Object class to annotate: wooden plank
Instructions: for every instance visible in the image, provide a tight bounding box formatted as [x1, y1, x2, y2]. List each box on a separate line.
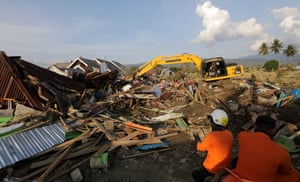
[47, 158, 89, 182]
[182, 86, 197, 102]
[138, 106, 169, 114]
[111, 132, 178, 149]
[150, 113, 184, 122]
[195, 88, 204, 104]
[112, 138, 162, 147]
[124, 121, 153, 133]
[31, 143, 111, 170]
[17, 166, 48, 182]
[35, 129, 92, 158]
[92, 119, 117, 141]
[37, 144, 73, 182]
[109, 131, 144, 151]
[48, 143, 111, 182]
[215, 98, 235, 116]
[122, 147, 174, 159]
[175, 118, 188, 129]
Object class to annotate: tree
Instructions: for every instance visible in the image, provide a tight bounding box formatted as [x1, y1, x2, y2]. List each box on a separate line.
[263, 60, 279, 72]
[259, 43, 269, 56]
[283, 44, 298, 58]
[270, 39, 283, 54]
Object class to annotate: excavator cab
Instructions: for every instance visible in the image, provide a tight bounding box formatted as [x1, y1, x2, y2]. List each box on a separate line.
[203, 57, 227, 78]
[203, 57, 244, 81]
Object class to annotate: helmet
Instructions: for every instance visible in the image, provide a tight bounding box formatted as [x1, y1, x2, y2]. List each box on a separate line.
[208, 109, 229, 127]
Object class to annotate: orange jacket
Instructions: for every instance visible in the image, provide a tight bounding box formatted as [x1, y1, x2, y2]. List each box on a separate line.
[232, 131, 300, 182]
[197, 130, 233, 173]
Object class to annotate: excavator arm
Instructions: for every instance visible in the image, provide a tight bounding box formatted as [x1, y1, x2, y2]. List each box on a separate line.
[134, 53, 203, 78]
[133, 53, 244, 81]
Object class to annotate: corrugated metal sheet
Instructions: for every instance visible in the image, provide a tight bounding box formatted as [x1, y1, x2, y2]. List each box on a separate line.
[0, 123, 65, 169]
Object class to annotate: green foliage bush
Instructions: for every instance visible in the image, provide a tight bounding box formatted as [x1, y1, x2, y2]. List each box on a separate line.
[169, 66, 180, 73]
[263, 60, 279, 72]
[251, 73, 256, 81]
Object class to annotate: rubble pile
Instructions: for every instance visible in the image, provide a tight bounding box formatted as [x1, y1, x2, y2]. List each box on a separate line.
[0, 51, 300, 181]
[1, 76, 299, 181]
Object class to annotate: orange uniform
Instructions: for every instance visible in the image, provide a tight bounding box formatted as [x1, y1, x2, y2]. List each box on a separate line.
[197, 130, 233, 173]
[231, 131, 300, 182]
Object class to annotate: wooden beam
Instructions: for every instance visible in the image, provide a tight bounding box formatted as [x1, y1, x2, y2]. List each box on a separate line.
[16, 166, 47, 182]
[122, 147, 174, 159]
[92, 119, 117, 141]
[124, 121, 153, 133]
[37, 144, 73, 182]
[111, 132, 178, 149]
[109, 131, 143, 151]
[31, 143, 111, 169]
[47, 158, 89, 182]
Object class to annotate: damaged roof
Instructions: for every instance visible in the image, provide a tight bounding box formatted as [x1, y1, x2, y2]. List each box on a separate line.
[95, 58, 127, 74]
[0, 123, 65, 169]
[0, 51, 85, 111]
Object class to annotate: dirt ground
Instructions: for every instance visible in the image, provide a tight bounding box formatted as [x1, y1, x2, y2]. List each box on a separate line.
[48, 70, 300, 182]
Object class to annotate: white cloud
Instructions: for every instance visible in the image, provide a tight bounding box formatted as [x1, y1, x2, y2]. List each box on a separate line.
[272, 7, 300, 42]
[191, 1, 264, 46]
[249, 33, 273, 52]
[272, 7, 299, 19]
[236, 18, 264, 37]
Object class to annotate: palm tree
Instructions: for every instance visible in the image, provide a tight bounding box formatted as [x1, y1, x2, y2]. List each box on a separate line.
[283, 44, 298, 58]
[259, 43, 269, 56]
[270, 39, 283, 54]
[284, 45, 298, 70]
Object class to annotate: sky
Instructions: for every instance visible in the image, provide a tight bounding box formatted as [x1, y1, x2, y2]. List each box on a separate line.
[1, 0, 300, 67]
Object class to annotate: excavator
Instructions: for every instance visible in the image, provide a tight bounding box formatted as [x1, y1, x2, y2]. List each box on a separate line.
[133, 53, 244, 81]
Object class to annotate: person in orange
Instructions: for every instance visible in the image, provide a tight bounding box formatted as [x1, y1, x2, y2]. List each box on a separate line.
[224, 115, 300, 182]
[192, 109, 234, 182]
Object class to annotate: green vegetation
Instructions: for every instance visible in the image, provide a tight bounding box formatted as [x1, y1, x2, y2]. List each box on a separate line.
[169, 66, 181, 73]
[258, 39, 298, 74]
[259, 38, 298, 60]
[259, 43, 269, 56]
[264, 60, 279, 72]
[270, 39, 283, 55]
[283, 44, 298, 58]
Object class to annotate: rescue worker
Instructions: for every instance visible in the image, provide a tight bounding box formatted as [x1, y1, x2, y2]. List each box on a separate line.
[192, 109, 234, 182]
[223, 115, 300, 182]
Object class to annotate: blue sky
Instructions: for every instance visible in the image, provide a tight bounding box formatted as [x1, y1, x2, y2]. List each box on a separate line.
[1, 0, 300, 67]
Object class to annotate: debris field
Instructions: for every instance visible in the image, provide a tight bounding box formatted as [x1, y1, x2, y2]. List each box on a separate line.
[0, 51, 300, 182]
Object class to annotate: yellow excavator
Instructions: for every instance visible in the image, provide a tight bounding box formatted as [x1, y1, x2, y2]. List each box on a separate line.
[133, 53, 244, 81]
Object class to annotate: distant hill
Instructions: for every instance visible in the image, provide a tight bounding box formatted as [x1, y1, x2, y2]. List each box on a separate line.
[125, 54, 300, 68]
[226, 54, 300, 67]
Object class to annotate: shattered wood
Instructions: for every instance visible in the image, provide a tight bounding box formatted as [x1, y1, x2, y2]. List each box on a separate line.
[1, 59, 300, 181]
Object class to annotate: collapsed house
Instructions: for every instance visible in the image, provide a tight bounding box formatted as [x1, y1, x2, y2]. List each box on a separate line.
[0, 51, 124, 172]
[0, 51, 121, 116]
[0, 51, 85, 114]
[48, 56, 127, 78]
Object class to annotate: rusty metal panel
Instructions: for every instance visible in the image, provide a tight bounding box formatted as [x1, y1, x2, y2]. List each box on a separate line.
[0, 51, 85, 111]
[0, 123, 65, 169]
[0, 52, 41, 109]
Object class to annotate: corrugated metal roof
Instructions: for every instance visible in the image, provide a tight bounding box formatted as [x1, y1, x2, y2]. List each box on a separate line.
[0, 123, 65, 169]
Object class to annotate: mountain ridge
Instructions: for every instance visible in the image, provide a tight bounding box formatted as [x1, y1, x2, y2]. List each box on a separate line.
[223, 53, 300, 67]
[125, 54, 300, 68]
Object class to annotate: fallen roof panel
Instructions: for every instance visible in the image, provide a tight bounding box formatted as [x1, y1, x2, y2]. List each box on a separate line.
[0, 123, 65, 169]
